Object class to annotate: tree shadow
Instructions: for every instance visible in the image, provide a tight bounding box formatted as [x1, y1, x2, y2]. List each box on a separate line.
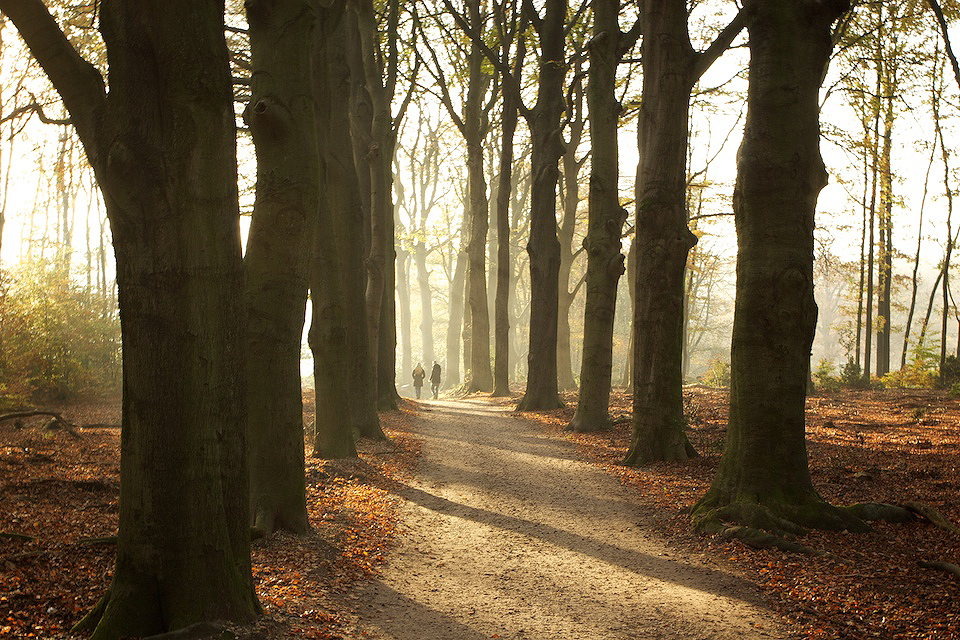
[390, 481, 766, 607]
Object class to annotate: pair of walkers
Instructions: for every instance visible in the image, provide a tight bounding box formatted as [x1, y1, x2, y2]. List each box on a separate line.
[412, 361, 441, 399]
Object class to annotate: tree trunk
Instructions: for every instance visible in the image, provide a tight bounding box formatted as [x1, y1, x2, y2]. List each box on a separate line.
[0, 0, 263, 635]
[567, 0, 626, 432]
[557, 76, 584, 392]
[692, 0, 868, 535]
[415, 240, 435, 367]
[624, 0, 698, 463]
[446, 247, 467, 387]
[310, 0, 365, 458]
[242, 0, 314, 535]
[492, 79, 519, 397]
[516, 0, 566, 412]
[397, 244, 413, 382]
[464, 9, 493, 393]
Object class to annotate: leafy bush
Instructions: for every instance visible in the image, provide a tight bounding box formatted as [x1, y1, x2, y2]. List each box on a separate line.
[881, 341, 939, 390]
[699, 357, 730, 388]
[0, 262, 121, 404]
[839, 359, 869, 389]
[940, 355, 960, 390]
[813, 358, 841, 393]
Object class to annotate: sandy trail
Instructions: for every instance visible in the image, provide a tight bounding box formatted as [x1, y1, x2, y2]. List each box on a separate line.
[349, 397, 784, 639]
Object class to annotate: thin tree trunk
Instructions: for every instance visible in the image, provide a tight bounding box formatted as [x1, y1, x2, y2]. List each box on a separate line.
[493, 77, 519, 397]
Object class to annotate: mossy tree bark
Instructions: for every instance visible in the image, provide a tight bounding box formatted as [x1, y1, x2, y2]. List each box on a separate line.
[567, 0, 632, 433]
[243, 0, 314, 536]
[624, 0, 745, 464]
[692, 0, 869, 536]
[0, 1, 261, 637]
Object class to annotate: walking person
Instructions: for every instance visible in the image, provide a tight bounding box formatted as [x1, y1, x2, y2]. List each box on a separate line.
[412, 362, 426, 399]
[430, 361, 442, 399]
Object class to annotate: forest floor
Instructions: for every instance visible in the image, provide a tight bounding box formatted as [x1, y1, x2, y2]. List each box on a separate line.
[0, 388, 958, 638]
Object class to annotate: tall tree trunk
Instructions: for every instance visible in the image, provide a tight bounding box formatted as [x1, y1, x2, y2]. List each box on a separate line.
[446, 247, 467, 387]
[1, 0, 263, 635]
[464, 7, 493, 392]
[567, 0, 626, 432]
[397, 244, 413, 382]
[415, 240, 435, 366]
[876, 46, 895, 377]
[243, 0, 314, 535]
[557, 71, 584, 392]
[311, 0, 366, 458]
[493, 80, 519, 397]
[692, 0, 868, 535]
[624, 0, 700, 463]
[516, 0, 566, 411]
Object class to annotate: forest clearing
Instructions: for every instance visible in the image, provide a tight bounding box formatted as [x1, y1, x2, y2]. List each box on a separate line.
[2, 388, 958, 639]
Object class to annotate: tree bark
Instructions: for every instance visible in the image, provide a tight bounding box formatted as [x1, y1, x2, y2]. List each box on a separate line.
[446, 247, 467, 387]
[492, 82, 519, 397]
[624, 0, 700, 463]
[567, 0, 626, 432]
[0, 1, 262, 636]
[310, 0, 364, 459]
[463, 0, 493, 393]
[692, 0, 869, 535]
[516, 0, 566, 412]
[242, 0, 313, 536]
[557, 73, 584, 393]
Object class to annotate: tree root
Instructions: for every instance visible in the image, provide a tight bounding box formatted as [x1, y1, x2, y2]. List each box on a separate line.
[702, 522, 824, 556]
[903, 501, 960, 534]
[918, 560, 960, 580]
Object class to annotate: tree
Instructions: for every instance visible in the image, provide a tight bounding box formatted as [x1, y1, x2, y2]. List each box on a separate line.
[423, 0, 496, 392]
[623, 0, 745, 464]
[243, 0, 315, 535]
[0, 0, 261, 637]
[565, 0, 634, 432]
[491, 0, 527, 397]
[692, 0, 870, 539]
[347, 0, 410, 412]
[311, 0, 368, 458]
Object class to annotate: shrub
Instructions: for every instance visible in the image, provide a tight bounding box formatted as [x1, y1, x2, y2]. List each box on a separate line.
[699, 357, 730, 388]
[813, 358, 841, 393]
[881, 341, 939, 390]
[0, 262, 121, 404]
[839, 359, 869, 389]
[940, 355, 960, 389]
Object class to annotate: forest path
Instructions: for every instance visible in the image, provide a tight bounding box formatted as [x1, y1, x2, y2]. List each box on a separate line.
[347, 397, 784, 639]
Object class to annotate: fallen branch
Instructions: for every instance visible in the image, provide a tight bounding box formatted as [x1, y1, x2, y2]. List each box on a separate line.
[0, 532, 36, 542]
[0, 410, 82, 438]
[919, 560, 960, 580]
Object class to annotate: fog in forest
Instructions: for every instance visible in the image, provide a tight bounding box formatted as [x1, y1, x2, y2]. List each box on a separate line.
[1, 1, 958, 405]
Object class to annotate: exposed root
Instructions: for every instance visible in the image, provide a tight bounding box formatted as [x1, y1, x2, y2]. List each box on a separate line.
[142, 622, 228, 640]
[918, 560, 960, 581]
[844, 502, 914, 523]
[709, 523, 824, 556]
[903, 501, 960, 534]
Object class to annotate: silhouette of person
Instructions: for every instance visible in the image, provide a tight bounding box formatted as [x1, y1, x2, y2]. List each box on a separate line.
[412, 362, 426, 399]
[430, 361, 441, 399]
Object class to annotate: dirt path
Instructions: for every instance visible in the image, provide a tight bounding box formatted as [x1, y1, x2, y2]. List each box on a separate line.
[347, 397, 785, 639]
